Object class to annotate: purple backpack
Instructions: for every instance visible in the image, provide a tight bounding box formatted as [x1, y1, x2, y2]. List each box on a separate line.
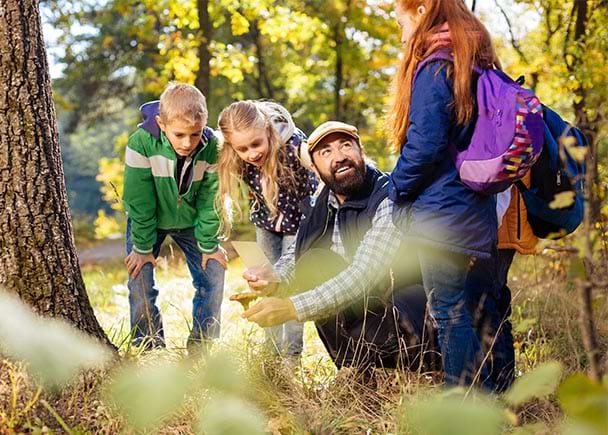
[415, 51, 544, 194]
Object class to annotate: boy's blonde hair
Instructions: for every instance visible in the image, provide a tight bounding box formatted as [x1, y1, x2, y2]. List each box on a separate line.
[216, 100, 298, 236]
[159, 83, 208, 125]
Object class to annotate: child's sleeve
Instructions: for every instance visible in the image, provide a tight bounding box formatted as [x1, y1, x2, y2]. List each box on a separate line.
[123, 130, 158, 254]
[194, 138, 221, 254]
[388, 62, 453, 203]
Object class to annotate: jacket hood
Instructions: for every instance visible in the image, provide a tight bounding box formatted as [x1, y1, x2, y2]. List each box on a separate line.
[138, 100, 162, 139]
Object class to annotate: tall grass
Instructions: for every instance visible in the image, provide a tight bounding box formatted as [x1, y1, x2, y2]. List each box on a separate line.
[1, 245, 606, 433]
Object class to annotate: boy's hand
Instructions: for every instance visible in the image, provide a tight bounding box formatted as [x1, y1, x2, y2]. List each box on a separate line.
[125, 252, 156, 278]
[202, 246, 228, 270]
[242, 297, 298, 327]
[242, 267, 279, 296]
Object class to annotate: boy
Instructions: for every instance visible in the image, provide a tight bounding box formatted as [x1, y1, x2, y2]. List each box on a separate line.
[123, 83, 226, 350]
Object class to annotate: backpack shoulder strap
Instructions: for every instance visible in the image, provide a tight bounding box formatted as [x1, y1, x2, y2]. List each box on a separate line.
[514, 180, 528, 192]
[415, 51, 484, 80]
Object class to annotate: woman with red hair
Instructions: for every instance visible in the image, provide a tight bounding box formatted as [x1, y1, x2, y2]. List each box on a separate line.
[387, 0, 504, 388]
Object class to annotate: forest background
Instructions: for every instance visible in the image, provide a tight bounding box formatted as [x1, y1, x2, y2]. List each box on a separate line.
[46, 0, 606, 239]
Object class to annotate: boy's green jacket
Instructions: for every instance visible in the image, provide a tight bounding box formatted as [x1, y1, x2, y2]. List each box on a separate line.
[123, 121, 221, 255]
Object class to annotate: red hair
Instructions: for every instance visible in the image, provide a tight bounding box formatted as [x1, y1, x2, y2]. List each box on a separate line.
[388, 0, 500, 151]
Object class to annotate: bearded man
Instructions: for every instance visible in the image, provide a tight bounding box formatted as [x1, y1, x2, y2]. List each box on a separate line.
[242, 121, 437, 372]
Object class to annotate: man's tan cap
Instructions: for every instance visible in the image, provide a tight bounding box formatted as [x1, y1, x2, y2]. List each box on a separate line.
[307, 121, 360, 153]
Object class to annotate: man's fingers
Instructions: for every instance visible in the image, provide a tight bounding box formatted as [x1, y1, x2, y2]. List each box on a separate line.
[248, 279, 269, 290]
[201, 256, 209, 271]
[243, 270, 258, 281]
[242, 301, 265, 319]
[247, 312, 269, 327]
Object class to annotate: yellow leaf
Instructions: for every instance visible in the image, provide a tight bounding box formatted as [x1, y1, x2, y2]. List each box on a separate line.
[560, 135, 588, 163]
[231, 13, 250, 36]
[549, 191, 576, 209]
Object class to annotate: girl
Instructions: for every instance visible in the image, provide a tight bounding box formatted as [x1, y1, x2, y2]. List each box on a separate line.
[217, 100, 317, 357]
[387, 0, 501, 387]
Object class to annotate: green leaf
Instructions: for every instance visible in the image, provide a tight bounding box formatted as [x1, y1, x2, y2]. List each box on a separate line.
[400, 390, 504, 435]
[196, 351, 245, 395]
[560, 421, 606, 435]
[196, 396, 266, 435]
[505, 361, 563, 406]
[106, 361, 191, 430]
[557, 373, 608, 432]
[514, 318, 537, 334]
[0, 291, 111, 390]
[509, 423, 549, 435]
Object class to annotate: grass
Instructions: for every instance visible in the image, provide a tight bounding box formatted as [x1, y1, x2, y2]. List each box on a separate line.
[1, 242, 607, 433]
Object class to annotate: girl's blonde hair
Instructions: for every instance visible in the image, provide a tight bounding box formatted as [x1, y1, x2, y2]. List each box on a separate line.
[388, 0, 500, 151]
[216, 100, 298, 236]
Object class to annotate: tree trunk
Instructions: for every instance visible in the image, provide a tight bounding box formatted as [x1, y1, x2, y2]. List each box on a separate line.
[195, 0, 212, 99]
[251, 19, 274, 100]
[0, 0, 113, 347]
[333, 22, 344, 120]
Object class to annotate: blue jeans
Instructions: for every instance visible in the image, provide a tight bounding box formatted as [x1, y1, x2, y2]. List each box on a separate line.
[256, 227, 303, 356]
[418, 246, 487, 387]
[126, 220, 225, 348]
[466, 248, 515, 393]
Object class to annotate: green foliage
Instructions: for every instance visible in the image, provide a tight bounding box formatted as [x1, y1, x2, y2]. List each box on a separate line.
[399, 389, 505, 435]
[505, 361, 563, 406]
[557, 373, 608, 434]
[196, 396, 266, 435]
[0, 291, 110, 390]
[106, 361, 192, 430]
[103, 350, 263, 433]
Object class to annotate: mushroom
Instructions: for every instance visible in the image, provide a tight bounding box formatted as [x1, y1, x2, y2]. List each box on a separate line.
[229, 292, 259, 310]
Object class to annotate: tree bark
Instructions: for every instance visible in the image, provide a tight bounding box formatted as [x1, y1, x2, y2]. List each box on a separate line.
[251, 19, 274, 100]
[334, 21, 344, 120]
[195, 0, 212, 99]
[569, 0, 603, 382]
[0, 0, 112, 347]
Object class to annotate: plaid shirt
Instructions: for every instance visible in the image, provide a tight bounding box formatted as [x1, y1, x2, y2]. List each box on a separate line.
[274, 195, 401, 321]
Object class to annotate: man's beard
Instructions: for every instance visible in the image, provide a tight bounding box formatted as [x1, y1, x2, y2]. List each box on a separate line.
[320, 158, 367, 198]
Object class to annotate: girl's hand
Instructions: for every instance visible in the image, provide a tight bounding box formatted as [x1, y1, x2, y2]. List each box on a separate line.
[125, 252, 156, 278]
[202, 246, 228, 270]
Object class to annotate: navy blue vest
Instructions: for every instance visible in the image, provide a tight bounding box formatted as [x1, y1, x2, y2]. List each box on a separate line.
[295, 165, 389, 261]
[295, 165, 422, 299]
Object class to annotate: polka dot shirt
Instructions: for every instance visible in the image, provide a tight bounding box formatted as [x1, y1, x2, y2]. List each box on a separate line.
[243, 136, 317, 235]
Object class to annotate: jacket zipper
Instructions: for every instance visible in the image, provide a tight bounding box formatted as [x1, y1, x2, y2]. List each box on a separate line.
[321, 207, 333, 239]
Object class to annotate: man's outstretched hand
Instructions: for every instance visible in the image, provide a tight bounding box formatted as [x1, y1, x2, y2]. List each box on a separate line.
[242, 297, 298, 327]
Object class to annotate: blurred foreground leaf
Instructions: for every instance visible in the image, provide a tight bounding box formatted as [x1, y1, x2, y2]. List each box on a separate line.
[0, 291, 110, 389]
[198, 351, 245, 395]
[505, 361, 563, 406]
[197, 395, 266, 435]
[557, 373, 608, 433]
[106, 361, 191, 430]
[400, 390, 504, 435]
[509, 422, 549, 435]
